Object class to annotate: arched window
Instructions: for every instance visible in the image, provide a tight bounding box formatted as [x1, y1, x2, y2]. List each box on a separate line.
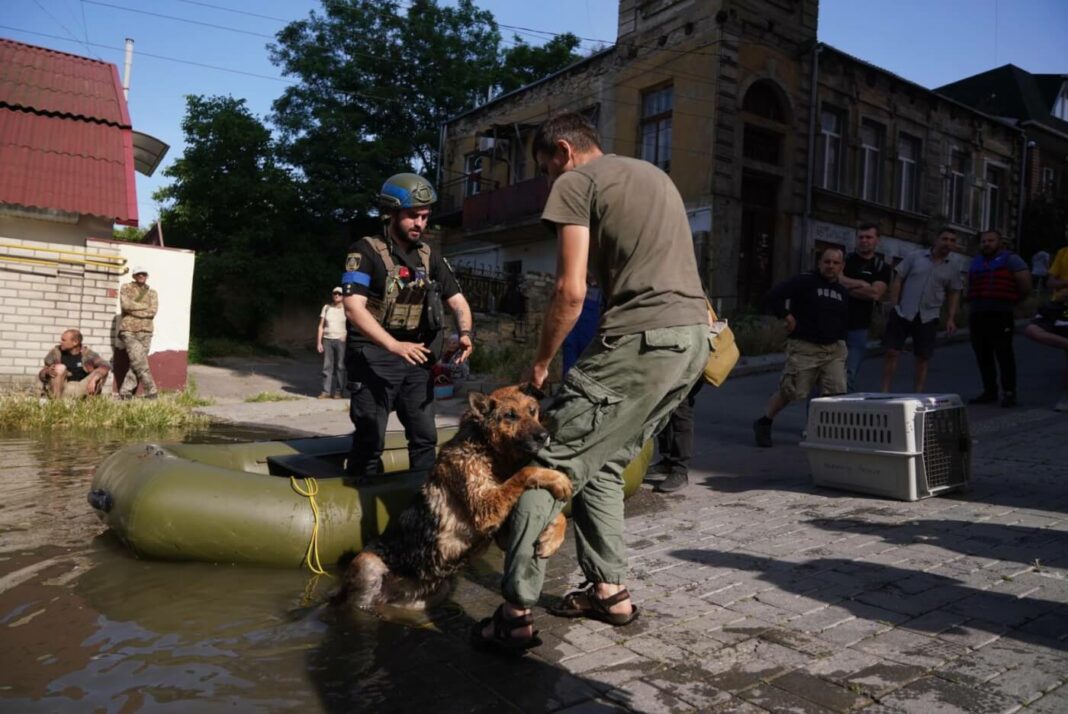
[742, 81, 787, 123]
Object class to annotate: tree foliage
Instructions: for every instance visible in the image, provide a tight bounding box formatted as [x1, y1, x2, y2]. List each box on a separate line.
[269, 0, 502, 223]
[497, 33, 582, 94]
[156, 1, 585, 340]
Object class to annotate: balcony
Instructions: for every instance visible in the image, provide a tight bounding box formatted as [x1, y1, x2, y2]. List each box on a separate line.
[462, 177, 550, 232]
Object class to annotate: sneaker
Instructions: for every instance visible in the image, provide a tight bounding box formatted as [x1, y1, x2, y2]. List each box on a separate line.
[968, 392, 998, 405]
[655, 471, 689, 493]
[1000, 392, 1017, 408]
[317, 392, 331, 399]
[143, 393, 159, 400]
[753, 418, 773, 448]
[332, 393, 344, 399]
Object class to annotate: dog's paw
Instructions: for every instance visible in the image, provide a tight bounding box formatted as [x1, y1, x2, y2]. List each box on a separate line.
[525, 468, 572, 501]
[535, 513, 567, 558]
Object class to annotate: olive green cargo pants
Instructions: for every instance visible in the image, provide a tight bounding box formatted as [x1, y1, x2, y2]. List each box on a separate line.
[500, 323, 711, 608]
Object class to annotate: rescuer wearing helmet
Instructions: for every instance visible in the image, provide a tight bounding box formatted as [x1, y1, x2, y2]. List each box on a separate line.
[340, 173, 474, 479]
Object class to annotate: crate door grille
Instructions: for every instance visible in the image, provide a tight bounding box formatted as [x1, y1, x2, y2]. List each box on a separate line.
[816, 409, 893, 445]
[921, 408, 968, 490]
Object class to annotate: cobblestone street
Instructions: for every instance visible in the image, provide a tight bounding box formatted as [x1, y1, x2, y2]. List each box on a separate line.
[368, 337, 1068, 713]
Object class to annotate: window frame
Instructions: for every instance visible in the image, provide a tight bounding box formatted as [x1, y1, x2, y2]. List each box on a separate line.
[464, 152, 483, 198]
[982, 159, 1009, 232]
[858, 118, 885, 203]
[640, 84, 673, 172]
[895, 132, 921, 213]
[815, 105, 845, 192]
[945, 147, 970, 226]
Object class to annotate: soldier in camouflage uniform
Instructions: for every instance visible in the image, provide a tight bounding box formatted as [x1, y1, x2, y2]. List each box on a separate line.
[39, 329, 111, 398]
[118, 266, 159, 399]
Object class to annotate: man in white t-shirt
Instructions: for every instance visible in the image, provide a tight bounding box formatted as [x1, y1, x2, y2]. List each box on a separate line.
[317, 287, 347, 398]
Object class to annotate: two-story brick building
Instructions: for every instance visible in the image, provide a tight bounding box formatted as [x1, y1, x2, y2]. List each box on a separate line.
[437, 0, 1024, 319]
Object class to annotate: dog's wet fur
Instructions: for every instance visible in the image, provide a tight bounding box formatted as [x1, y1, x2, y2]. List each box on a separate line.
[332, 385, 572, 610]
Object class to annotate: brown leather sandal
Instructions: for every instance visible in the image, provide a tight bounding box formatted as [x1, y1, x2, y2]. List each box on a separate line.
[470, 605, 542, 655]
[547, 581, 640, 626]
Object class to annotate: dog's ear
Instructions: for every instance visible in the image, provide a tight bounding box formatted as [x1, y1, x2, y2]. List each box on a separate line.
[518, 382, 546, 401]
[467, 391, 494, 418]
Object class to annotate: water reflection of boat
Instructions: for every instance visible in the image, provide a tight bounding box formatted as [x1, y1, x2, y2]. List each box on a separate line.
[88, 430, 651, 568]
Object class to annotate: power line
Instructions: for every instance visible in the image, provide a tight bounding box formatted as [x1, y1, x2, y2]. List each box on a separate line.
[31, 0, 95, 58]
[83, 0, 275, 39]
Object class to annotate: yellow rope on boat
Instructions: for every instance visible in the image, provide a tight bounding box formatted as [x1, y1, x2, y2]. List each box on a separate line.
[290, 477, 330, 576]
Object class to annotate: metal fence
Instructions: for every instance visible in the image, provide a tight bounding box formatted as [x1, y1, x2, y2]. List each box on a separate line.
[452, 264, 525, 316]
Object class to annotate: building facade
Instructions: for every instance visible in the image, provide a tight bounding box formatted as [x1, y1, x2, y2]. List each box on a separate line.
[438, 0, 1024, 316]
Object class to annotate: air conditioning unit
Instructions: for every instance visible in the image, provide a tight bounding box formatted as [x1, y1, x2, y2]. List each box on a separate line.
[478, 136, 510, 155]
[801, 393, 971, 501]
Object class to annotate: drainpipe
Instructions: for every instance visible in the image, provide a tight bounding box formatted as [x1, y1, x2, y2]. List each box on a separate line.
[803, 43, 822, 271]
[122, 38, 134, 100]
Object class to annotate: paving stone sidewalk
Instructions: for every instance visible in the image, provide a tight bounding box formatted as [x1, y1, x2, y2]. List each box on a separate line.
[320, 338, 1066, 713]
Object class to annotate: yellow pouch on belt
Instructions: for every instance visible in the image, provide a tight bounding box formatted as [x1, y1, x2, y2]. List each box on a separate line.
[703, 298, 739, 387]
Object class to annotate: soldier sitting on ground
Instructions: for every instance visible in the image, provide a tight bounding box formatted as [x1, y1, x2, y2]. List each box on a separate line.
[39, 329, 111, 399]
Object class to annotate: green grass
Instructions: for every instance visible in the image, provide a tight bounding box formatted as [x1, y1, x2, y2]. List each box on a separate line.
[0, 392, 211, 432]
[243, 391, 301, 403]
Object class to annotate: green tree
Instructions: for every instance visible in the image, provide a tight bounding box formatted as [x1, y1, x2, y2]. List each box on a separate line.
[496, 33, 582, 94]
[154, 96, 333, 338]
[269, 0, 502, 223]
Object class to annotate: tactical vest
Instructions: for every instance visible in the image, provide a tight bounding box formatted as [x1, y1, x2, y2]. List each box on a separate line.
[362, 236, 433, 332]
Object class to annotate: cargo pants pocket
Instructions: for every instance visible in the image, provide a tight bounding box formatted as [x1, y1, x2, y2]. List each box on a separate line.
[547, 366, 625, 452]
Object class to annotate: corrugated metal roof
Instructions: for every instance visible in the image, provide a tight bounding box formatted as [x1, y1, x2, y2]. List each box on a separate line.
[0, 37, 137, 224]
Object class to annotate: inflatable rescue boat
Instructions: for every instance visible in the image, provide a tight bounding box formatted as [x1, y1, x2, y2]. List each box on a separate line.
[88, 430, 651, 568]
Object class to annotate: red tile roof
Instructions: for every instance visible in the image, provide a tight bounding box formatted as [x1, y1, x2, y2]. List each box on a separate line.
[0, 38, 138, 225]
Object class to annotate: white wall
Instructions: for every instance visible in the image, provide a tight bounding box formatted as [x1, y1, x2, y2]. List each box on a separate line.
[89, 239, 195, 353]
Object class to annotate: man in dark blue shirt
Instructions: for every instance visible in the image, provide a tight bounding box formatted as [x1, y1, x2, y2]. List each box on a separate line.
[754, 247, 849, 447]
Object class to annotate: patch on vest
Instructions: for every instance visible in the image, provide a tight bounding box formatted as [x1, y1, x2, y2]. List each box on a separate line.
[345, 253, 362, 272]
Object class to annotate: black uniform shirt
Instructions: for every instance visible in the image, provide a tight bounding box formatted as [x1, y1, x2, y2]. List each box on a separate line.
[843, 252, 891, 330]
[765, 271, 849, 345]
[341, 236, 461, 348]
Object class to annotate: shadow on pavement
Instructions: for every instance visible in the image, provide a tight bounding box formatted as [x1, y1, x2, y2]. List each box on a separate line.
[808, 517, 1068, 570]
[669, 549, 1068, 651]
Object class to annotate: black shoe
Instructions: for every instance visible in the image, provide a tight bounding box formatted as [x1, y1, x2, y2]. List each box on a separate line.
[143, 393, 159, 400]
[1000, 392, 1017, 408]
[968, 392, 998, 405]
[753, 418, 773, 448]
[655, 471, 689, 493]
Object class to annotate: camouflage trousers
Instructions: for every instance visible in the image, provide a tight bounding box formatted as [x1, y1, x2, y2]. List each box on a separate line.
[119, 331, 157, 396]
[499, 323, 711, 608]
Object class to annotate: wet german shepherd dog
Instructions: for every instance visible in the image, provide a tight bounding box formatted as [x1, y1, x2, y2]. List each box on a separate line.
[333, 385, 572, 610]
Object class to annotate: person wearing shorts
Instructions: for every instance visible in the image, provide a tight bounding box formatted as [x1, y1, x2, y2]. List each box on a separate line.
[753, 247, 849, 448]
[1024, 244, 1068, 411]
[880, 228, 963, 392]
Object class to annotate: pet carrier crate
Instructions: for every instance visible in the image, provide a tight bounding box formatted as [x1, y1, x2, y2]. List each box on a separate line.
[801, 393, 971, 501]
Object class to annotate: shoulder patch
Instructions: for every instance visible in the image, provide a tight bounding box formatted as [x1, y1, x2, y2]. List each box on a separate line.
[345, 252, 362, 272]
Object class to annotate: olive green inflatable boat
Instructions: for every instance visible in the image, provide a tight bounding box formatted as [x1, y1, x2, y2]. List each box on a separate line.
[88, 430, 651, 569]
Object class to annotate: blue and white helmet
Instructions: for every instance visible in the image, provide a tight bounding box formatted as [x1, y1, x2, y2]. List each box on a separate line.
[379, 173, 437, 210]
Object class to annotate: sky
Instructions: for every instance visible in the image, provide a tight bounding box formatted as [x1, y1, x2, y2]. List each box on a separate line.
[5, 0, 1066, 227]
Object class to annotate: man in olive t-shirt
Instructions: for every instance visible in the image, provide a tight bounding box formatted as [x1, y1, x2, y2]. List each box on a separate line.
[473, 112, 710, 655]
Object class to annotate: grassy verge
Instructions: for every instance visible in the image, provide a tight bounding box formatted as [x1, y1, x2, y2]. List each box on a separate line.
[244, 391, 301, 403]
[467, 340, 562, 384]
[0, 392, 212, 432]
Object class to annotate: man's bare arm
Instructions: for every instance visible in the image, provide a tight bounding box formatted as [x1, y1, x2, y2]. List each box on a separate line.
[529, 224, 589, 388]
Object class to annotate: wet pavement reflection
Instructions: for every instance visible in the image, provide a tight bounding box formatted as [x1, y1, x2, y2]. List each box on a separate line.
[0, 428, 577, 712]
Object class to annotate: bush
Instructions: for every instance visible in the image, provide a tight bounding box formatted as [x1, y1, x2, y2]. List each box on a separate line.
[189, 337, 290, 364]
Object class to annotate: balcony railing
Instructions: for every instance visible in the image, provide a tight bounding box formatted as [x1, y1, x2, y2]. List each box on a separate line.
[462, 176, 549, 232]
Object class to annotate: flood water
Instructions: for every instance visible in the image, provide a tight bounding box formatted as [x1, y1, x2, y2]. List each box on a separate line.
[0, 428, 522, 713]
